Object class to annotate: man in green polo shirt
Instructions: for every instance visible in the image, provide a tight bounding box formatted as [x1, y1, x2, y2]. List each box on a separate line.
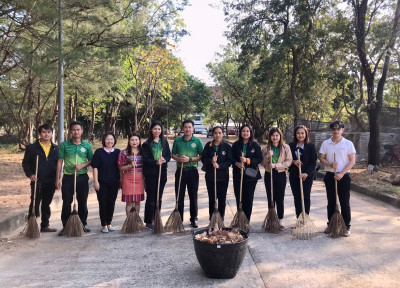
[56, 121, 93, 236]
[171, 119, 204, 228]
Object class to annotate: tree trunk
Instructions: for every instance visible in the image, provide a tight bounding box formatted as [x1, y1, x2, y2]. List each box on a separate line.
[291, 47, 300, 128]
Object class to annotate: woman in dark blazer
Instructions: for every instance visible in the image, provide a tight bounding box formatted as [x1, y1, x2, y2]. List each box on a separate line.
[201, 126, 232, 220]
[142, 121, 171, 230]
[288, 125, 317, 218]
[231, 124, 263, 222]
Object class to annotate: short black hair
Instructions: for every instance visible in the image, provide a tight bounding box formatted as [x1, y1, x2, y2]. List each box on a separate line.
[212, 125, 223, 134]
[182, 119, 194, 127]
[329, 121, 344, 129]
[70, 120, 83, 129]
[102, 132, 116, 147]
[38, 123, 53, 133]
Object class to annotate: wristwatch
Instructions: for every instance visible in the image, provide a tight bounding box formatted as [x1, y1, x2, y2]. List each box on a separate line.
[189, 157, 192, 162]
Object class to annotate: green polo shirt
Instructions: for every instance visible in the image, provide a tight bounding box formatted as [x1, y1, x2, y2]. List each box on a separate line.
[58, 139, 93, 175]
[151, 140, 162, 161]
[172, 135, 204, 168]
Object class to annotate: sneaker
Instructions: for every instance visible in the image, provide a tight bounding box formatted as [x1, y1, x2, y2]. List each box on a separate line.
[145, 223, 154, 230]
[107, 226, 115, 232]
[345, 228, 351, 237]
[83, 225, 91, 233]
[58, 228, 64, 236]
[279, 225, 286, 231]
[101, 227, 109, 233]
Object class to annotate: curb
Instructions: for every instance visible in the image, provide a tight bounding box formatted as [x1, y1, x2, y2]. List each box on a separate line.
[316, 171, 400, 209]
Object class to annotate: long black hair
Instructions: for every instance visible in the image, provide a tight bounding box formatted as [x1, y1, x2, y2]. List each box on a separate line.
[147, 120, 164, 143]
[238, 124, 254, 144]
[266, 127, 284, 149]
[126, 133, 142, 155]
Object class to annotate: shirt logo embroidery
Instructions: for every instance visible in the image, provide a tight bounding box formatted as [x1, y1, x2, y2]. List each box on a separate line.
[80, 147, 86, 153]
[222, 151, 226, 155]
[191, 143, 197, 148]
[251, 148, 255, 153]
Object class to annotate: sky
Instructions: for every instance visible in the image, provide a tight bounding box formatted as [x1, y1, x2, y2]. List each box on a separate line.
[175, 0, 228, 85]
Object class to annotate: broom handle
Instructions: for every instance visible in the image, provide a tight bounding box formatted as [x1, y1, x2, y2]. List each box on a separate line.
[175, 160, 184, 209]
[334, 153, 339, 205]
[74, 154, 77, 206]
[214, 152, 217, 205]
[239, 152, 244, 204]
[156, 150, 162, 205]
[133, 153, 136, 201]
[31, 155, 39, 215]
[270, 150, 274, 205]
[298, 148, 306, 223]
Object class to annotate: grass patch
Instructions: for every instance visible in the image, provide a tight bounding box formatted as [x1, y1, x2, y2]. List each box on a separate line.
[384, 186, 400, 196]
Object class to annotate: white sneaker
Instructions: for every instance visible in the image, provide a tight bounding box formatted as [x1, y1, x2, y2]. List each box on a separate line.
[344, 228, 351, 237]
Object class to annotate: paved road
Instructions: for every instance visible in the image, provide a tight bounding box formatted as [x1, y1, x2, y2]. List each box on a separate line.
[1, 135, 400, 287]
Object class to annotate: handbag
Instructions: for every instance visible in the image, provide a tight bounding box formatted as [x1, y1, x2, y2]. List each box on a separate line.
[244, 167, 258, 178]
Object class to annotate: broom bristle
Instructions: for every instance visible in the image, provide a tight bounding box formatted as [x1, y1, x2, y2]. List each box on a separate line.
[208, 208, 225, 230]
[64, 208, 83, 237]
[153, 208, 164, 235]
[291, 213, 317, 240]
[25, 216, 40, 239]
[328, 208, 347, 238]
[121, 208, 144, 234]
[262, 207, 280, 234]
[231, 209, 249, 232]
[164, 209, 185, 233]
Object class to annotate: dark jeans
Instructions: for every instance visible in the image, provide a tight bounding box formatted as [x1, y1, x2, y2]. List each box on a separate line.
[206, 179, 228, 220]
[264, 171, 287, 220]
[28, 181, 56, 229]
[289, 175, 313, 218]
[324, 172, 351, 228]
[175, 168, 199, 222]
[233, 175, 258, 221]
[61, 173, 89, 226]
[96, 182, 119, 226]
[144, 171, 167, 224]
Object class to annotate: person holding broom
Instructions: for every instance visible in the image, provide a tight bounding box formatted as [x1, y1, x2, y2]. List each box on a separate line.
[319, 121, 356, 237]
[288, 125, 317, 219]
[261, 127, 292, 231]
[171, 119, 204, 228]
[232, 124, 263, 223]
[201, 125, 232, 221]
[91, 132, 120, 233]
[142, 121, 171, 230]
[118, 133, 145, 218]
[56, 121, 93, 236]
[22, 123, 59, 233]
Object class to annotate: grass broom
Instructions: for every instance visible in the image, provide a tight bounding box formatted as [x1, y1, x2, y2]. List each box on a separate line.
[262, 152, 280, 233]
[121, 154, 145, 234]
[164, 163, 185, 233]
[209, 152, 224, 230]
[25, 155, 40, 239]
[153, 150, 164, 235]
[291, 148, 316, 239]
[327, 153, 347, 238]
[231, 153, 248, 232]
[64, 155, 83, 237]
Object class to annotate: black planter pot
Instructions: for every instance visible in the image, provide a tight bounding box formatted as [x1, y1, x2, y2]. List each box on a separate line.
[192, 227, 248, 279]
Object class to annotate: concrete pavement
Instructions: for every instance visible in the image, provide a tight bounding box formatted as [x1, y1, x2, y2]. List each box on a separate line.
[1, 159, 400, 287]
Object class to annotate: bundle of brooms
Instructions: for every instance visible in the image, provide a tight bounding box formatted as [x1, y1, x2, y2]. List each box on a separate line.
[291, 148, 316, 239]
[164, 163, 185, 233]
[262, 152, 280, 233]
[231, 160, 248, 232]
[209, 152, 224, 231]
[327, 153, 347, 238]
[24, 155, 40, 239]
[121, 155, 145, 234]
[153, 150, 164, 235]
[64, 155, 83, 237]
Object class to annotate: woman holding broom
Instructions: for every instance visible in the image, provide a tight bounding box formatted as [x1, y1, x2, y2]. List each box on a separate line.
[231, 124, 263, 223]
[261, 127, 292, 231]
[142, 121, 171, 230]
[288, 125, 317, 219]
[91, 132, 120, 233]
[201, 125, 232, 222]
[118, 133, 145, 218]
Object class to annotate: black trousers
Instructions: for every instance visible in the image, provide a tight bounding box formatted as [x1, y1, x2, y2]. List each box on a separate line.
[264, 171, 287, 220]
[28, 181, 56, 229]
[96, 182, 119, 226]
[175, 168, 199, 222]
[144, 171, 167, 224]
[61, 173, 89, 226]
[206, 179, 228, 220]
[289, 175, 313, 218]
[324, 172, 351, 228]
[233, 175, 258, 221]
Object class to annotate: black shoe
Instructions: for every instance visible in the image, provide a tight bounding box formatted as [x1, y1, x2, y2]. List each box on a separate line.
[190, 220, 198, 228]
[83, 225, 91, 233]
[145, 223, 154, 230]
[58, 228, 64, 236]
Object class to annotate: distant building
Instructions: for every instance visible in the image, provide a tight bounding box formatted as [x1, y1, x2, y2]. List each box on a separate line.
[193, 114, 206, 134]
